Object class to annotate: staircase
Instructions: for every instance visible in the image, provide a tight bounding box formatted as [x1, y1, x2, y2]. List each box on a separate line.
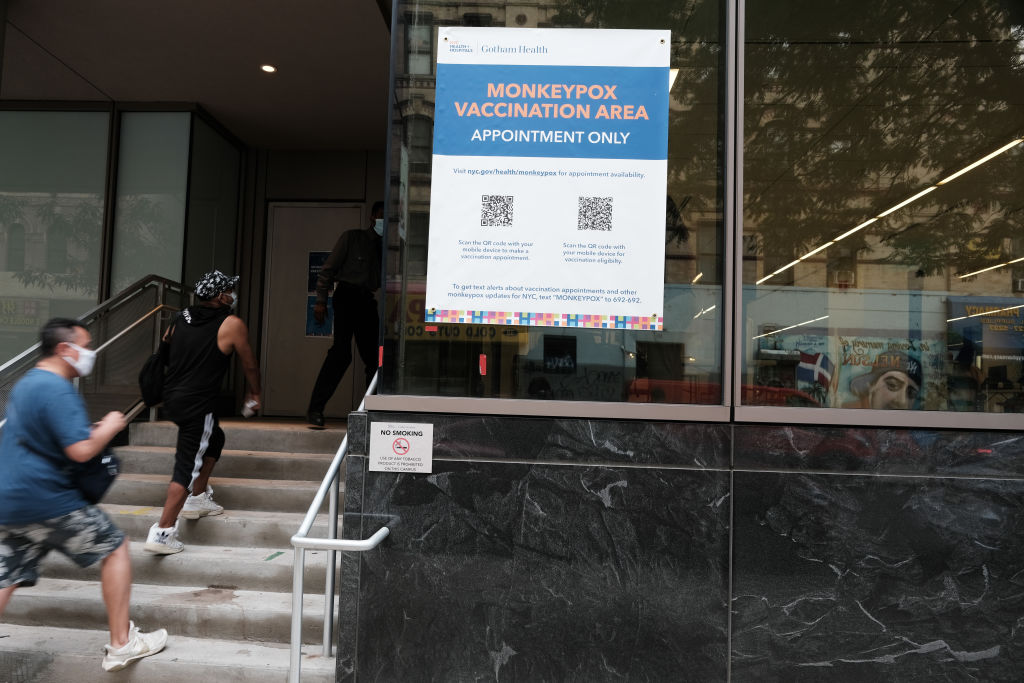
[0, 419, 344, 682]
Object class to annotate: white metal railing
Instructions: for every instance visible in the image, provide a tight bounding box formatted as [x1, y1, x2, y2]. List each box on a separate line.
[0, 275, 188, 432]
[288, 372, 391, 683]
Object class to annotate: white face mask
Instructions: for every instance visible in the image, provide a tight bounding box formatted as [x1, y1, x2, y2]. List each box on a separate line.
[62, 342, 97, 377]
[373, 218, 384, 237]
[228, 292, 238, 310]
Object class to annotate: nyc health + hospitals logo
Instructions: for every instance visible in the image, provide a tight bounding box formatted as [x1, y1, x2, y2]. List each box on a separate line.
[447, 38, 473, 54]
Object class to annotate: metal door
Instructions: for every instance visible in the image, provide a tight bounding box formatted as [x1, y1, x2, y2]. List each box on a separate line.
[262, 202, 366, 417]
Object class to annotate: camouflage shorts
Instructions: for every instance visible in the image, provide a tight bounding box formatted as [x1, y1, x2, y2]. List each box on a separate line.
[0, 506, 125, 589]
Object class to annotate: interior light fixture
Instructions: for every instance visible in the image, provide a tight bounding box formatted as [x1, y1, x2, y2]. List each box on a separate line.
[756, 138, 1024, 286]
[692, 272, 703, 283]
[947, 303, 1023, 323]
[752, 315, 829, 340]
[938, 138, 1024, 185]
[260, 64, 278, 73]
[693, 304, 716, 319]
[799, 241, 835, 260]
[957, 255, 1024, 280]
[875, 186, 937, 218]
[832, 219, 877, 243]
[755, 258, 802, 285]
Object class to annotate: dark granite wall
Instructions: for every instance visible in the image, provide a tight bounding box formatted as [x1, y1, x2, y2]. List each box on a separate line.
[338, 413, 1024, 682]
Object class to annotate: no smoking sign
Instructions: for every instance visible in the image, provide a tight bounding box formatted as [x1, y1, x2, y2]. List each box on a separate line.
[370, 422, 434, 473]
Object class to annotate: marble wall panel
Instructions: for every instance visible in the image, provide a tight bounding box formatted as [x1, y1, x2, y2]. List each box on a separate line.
[732, 471, 1024, 682]
[339, 458, 730, 682]
[362, 412, 731, 468]
[734, 424, 1024, 478]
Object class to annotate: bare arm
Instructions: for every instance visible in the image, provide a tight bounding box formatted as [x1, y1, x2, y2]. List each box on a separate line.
[219, 315, 263, 407]
[65, 411, 127, 463]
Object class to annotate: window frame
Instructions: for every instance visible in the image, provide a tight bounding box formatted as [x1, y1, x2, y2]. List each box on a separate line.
[371, 0, 1023, 431]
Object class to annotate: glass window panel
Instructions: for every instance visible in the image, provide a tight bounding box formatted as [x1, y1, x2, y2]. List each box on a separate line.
[406, 17, 434, 76]
[183, 117, 241, 286]
[743, 0, 1024, 414]
[0, 110, 108, 361]
[110, 112, 190, 293]
[382, 1, 725, 405]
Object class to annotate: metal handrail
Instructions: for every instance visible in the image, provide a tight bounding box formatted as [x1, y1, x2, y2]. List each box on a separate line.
[288, 372, 390, 683]
[0, 275, 188, 432]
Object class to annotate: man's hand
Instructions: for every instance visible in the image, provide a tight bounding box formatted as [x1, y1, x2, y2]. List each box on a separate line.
[313, 302, 327, 324]
[68, 411, 128, 463]
[96, 411, 128, 434]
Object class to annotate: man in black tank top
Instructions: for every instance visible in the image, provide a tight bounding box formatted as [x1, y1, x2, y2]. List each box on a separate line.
[144, 270, 262, 554]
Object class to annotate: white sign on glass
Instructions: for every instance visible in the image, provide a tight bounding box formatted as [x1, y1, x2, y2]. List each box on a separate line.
[425, 27, 671, 331]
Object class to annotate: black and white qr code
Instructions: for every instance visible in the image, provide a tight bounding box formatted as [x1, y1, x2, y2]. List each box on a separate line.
[578, 196, 613, 231]
[481, 194, 514, 226]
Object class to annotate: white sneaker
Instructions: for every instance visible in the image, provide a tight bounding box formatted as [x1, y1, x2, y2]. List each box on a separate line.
[180, 484, 224, 519]
[102, 621, 168, 671]
[144, 522, 184, 554]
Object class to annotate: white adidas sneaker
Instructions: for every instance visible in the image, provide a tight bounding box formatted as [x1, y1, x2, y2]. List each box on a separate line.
[143, 522, 184, 554]
[181, 484, 224, 519]
[101, 621, 168, 671]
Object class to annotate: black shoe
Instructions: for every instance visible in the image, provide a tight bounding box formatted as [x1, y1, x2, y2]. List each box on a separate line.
[307, 411, 325, 429]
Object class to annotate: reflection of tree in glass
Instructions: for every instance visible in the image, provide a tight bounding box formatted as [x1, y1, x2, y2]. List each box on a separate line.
[0, 195, 21, 227]
[9, 196, 102, 295]
[551, 0, 724, 280]
[111, 194, 173, 291]
[742, 0, 1024, 280]
[3, 192, 172, 296]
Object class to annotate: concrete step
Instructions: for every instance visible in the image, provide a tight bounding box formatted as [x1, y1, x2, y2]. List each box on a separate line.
[42, 542, 337, 593]
[101, 504, 335, 549]
[0, 624, 335, 682]
[114, 445, 336, 481]
[104, 474, 331, 514]
[130, 419, 346, 454]
[3, 579, 336, 645]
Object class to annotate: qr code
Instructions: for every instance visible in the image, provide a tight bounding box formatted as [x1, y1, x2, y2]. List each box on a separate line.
[578, 196, 613, 231]
[481, 194, 513, 226]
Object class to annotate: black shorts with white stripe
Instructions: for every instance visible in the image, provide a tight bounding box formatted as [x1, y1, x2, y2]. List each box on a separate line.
[171, 412, 225, 492]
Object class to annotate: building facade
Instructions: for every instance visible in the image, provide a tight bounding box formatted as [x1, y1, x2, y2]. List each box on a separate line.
[1, 0, 1023, 680]
[345, 0, 1024, 680]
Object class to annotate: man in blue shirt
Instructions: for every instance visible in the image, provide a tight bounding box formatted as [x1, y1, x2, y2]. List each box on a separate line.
[0, 317, 168, 672]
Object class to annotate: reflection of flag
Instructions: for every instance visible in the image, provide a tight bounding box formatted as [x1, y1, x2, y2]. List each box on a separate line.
[797, 352, 834, 387]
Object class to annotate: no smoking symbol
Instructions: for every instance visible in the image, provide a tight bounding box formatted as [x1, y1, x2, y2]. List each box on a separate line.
[392, 437, 411, 455]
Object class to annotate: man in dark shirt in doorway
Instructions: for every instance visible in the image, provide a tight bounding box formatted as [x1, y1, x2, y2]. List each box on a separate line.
[144, 270, 262, 554]
[306, 201, 383, 428]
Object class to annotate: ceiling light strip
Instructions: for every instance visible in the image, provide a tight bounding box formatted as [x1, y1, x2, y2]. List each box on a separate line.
[957, 256, 1024, 280]
[693, 304, 716, 319]
[757, 138, 1024, 285]
[751, 315, 829, 340]
[832, 219, 877, 243]
[947, 303, 1024, 323]
[875, 186, 937, 218]
[938, 138, 1024, 185]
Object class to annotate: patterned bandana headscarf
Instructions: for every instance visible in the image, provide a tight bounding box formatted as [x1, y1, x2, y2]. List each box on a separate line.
[194, 270, 239, 300]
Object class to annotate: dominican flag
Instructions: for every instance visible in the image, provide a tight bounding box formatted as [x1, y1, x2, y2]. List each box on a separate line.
[797, 352, 834, 387]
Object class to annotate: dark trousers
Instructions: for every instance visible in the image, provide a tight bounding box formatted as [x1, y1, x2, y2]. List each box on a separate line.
[307, 283, 379, 414]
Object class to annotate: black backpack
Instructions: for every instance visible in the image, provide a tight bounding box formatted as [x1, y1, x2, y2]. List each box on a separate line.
[138, 316, 178, 407]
